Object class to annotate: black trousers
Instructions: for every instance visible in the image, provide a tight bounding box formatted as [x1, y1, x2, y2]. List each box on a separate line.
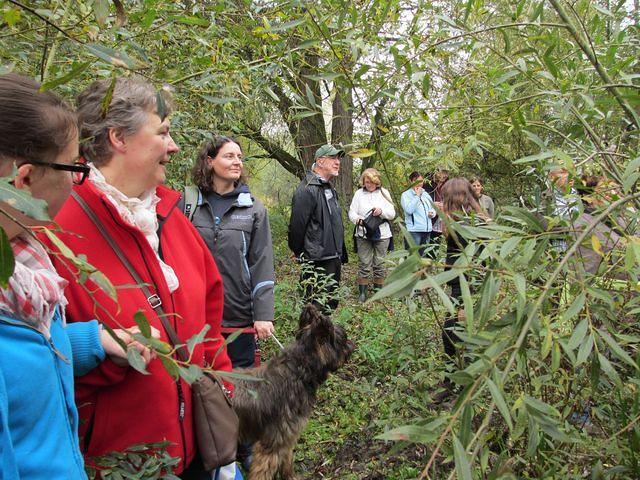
[224, 332, 256, 369]
[300, 258, 342, 313]
[179, 455, 208, 480]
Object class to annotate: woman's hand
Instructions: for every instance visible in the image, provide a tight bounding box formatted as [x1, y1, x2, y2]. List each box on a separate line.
[372, 207, 382, 216]
[254, 321, 275, 340]
[100, 325, 161, 367]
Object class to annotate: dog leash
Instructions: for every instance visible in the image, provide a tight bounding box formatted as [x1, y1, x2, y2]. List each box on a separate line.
[221, 327, 285, 352]
[269, 332, 285, 351]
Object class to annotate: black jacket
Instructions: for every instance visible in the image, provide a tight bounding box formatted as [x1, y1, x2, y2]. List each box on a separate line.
[288, 172, 348, 263]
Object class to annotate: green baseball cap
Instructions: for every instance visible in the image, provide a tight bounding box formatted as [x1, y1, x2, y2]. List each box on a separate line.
[314, 144, 345, 160]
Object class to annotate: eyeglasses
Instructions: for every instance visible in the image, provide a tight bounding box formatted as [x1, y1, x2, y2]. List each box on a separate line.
[27, 160, 90, 185]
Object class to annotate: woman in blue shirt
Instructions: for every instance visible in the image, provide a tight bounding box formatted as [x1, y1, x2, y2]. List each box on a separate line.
[401, 171, 436, 256]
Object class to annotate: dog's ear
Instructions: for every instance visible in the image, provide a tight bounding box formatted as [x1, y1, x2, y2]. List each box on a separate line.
[315, 315, 336, 344]
[299, 304, 322, 330]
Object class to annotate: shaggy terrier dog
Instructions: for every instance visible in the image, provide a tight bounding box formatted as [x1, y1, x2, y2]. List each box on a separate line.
[233, 304, 355, 480]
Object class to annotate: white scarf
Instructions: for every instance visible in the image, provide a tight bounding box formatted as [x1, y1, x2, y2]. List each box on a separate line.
[88, 165, 179, 293]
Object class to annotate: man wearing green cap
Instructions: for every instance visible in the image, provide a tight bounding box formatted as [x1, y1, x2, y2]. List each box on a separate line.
[288, 144, 348, 312]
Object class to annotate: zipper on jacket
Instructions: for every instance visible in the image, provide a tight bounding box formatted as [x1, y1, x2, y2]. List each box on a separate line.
[176, 379, 188, 465]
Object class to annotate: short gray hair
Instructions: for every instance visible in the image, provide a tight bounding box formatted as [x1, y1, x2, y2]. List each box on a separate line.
[76, 77, 171, 166]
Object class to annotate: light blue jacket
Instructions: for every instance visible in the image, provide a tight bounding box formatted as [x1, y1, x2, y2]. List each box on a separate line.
[0, 309, 105, 479]
[401, 188, 436, 233]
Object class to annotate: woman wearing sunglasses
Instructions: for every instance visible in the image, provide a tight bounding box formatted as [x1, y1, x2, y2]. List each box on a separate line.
[0, 74, 155, 479]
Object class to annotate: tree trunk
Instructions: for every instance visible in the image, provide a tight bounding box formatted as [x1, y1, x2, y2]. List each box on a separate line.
[331, 84, 354, 207]
[293, 53, 327, 172]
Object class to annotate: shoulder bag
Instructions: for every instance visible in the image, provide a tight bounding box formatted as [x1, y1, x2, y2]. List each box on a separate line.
[71, 192, 238, 471]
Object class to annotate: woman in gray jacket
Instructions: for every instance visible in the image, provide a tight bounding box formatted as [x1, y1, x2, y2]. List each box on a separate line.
[182, 136, 276, 370]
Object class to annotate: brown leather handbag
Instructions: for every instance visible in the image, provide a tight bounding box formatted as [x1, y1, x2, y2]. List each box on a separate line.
[72, 192, 239, 471]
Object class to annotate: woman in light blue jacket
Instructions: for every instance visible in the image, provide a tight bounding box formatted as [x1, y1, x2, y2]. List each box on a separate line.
[401, 171, 436, 256]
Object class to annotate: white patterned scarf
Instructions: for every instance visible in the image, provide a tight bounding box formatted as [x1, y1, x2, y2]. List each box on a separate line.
[88, 164, 179, 293]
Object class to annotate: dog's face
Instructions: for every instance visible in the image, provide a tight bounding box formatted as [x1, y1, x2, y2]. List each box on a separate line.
[297, 304, 355, 372]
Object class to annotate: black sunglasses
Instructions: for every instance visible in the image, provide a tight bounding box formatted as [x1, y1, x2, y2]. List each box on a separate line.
[27, 160, 90, 185]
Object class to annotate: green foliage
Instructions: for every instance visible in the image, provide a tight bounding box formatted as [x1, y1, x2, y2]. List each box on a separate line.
[2, 0, 640, 478]
[85, 442, 180, 480]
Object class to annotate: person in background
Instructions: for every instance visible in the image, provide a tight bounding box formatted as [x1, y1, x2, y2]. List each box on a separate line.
[348, 168, 396, 302]
[544, 166, 580, 254]
[44, 77, 233, 479]
[288, 144, 348, 313]
[0, 73, 155, 480]
[470, 176, 495, 219]
[435, 177, 486, 403]
[182, 135, 276, 470]
[401, 171, 436, 256]
[425, 169, 449, 243]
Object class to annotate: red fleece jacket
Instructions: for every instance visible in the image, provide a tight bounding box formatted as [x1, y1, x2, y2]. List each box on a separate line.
[44, 181, 233, 473]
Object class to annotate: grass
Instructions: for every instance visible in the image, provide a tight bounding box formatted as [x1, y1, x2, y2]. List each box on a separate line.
[266, 259, 449, 480]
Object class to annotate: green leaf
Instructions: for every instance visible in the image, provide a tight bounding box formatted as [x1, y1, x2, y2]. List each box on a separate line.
[530, 1, 544, 21]
[349, 148, 376, 158]
[460, 403, 473, 447]
[0, 228, 15, 288]
[42, 229, 74, 258]
[160, 356, 180, 379]
[133, 311, 151, 338]
[40, 62, 91, 91]
[369, 272, 420, 301]
[376, 418, 447, 443]
[88, 270, 117, 301]
[494, 69, 519, 85]
[421, 73, 431, 96]
[598, 353, 622, 385]
[576, 334, 594, 366]
[453, 435, 473, 480]
[598, 329, 639, 370]
[94, 0, 109, 26]
[487, 378, 513, 430]
[0, 179, 49, 221]
[568, 317, 588, 351]
[303, 72, 343, 82]
[2, 8, 21, 27]
[127, 347, 149, 375]
[85, 43, 146, 69]
[527, 415, 539, 457]
[263, 18, 306, 32]
[177, 364, 202, 384]
[187, 324, 210, 354]
[172, 15, 210, 27]
[201, 95, 238, 105]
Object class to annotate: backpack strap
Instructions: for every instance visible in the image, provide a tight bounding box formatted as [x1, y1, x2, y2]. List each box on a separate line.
[183, 185, 201, 222]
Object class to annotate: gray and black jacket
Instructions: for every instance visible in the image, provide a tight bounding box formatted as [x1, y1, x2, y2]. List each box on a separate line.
[179, 184, 275, 328]
[288, 172, 348, 263]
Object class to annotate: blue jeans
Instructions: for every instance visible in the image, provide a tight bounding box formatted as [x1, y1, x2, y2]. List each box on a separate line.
[405, 231, 431, 257]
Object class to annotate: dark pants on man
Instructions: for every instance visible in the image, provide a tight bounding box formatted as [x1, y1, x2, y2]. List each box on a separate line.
[300, 257, 342, 313]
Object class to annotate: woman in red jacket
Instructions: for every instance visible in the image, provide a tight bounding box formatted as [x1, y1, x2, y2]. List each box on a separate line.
[46, 77, 233, 479]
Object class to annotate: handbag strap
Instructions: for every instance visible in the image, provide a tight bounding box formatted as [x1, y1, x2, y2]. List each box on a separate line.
[70, 191, 189, 363]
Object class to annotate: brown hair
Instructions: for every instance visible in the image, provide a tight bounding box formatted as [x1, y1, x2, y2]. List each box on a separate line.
[0, 73, 76, 166]
[191, 136, 245, 193]
[433, 169, 449, 186]
[442, 177, 483, 218]
[76, 77, 170, 166]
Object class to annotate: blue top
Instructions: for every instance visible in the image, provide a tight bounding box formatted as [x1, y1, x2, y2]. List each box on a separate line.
[0, 309, 105, 479]
[400, 188, 436, 233]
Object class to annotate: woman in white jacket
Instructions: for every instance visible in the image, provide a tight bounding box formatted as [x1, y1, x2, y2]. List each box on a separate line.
[349, 168, 396, 302]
